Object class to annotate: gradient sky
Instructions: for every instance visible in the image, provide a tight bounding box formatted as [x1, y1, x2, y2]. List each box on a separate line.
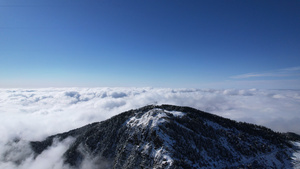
[1, 0, 300, 88]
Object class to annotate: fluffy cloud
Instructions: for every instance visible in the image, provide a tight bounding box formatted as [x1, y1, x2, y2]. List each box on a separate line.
[0, 137, 74, 169]
[0, 87, 300, 168]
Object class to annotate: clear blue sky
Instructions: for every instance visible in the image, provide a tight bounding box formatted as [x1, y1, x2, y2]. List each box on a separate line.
[1, 0, 300, 88]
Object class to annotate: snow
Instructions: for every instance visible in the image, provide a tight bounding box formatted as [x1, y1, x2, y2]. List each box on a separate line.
[127, 109, 168, 128]
[150, 147, 173, 168]
[126, 108, 177, 168]
[292, 142, 300, 169]
[165, 110, 186, 117]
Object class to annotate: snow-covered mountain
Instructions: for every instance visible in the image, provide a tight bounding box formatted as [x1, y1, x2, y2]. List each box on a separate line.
[25, 105, 300, 168]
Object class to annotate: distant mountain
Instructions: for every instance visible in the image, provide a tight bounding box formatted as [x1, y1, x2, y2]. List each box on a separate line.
[30, 105, 299, 168]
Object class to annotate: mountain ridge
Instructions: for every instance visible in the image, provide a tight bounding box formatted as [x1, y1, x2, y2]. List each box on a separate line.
[29, 104, 300, 168]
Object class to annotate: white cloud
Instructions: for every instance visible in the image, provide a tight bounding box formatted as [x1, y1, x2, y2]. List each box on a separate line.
[0, 137, 74, 169]
[0, 87, 300, 168]
[281, 66, 300, 72]
[231, 66, 300, 79]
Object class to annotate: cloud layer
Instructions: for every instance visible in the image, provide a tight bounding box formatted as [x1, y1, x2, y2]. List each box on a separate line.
[0, 87, 300, 168]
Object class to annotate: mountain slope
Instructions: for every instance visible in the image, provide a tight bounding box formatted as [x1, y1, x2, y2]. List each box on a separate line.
[30, 105, 300, 168]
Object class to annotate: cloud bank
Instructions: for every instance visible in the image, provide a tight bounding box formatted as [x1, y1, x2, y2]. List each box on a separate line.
[0, 87, 300, 168]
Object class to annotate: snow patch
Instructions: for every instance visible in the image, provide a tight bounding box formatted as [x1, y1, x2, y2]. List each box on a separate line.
[126, 108, 175, 168]
[292, 142, 300, 169]
[152, 147, 173, 168]
[165, 110, 186, 117]
[126, 109, 168, 128]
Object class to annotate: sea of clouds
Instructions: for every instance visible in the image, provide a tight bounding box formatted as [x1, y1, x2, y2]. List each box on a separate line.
[0, 87, 300, 168]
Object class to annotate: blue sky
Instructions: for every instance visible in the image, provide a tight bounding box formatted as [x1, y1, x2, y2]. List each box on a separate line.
[1, 0, 300, 88]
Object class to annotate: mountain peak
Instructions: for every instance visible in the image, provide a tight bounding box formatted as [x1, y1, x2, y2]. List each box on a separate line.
[127, 108, 185, 129]
[29, 105, 299, 168]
